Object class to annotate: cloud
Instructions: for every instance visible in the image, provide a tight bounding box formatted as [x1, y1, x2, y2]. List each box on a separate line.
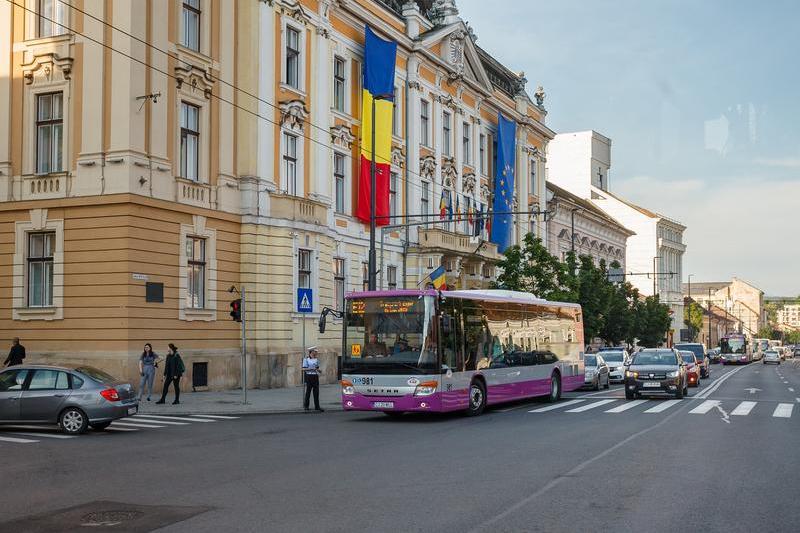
[753, 157, 800, 168]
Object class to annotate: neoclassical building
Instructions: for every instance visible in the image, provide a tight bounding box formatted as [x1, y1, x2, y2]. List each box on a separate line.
[0, 0, 554, 389]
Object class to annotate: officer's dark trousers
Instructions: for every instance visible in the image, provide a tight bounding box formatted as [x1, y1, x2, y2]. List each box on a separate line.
[304, 374, 320, 409]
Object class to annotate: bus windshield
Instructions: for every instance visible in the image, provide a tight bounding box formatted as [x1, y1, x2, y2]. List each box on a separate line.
[343, 295, 438, 375]
[721, 338, 746, 354]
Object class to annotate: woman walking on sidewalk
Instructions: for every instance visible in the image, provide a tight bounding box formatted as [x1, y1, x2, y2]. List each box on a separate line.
[138, 343, 159, 402]
[156, 343, 185, 405]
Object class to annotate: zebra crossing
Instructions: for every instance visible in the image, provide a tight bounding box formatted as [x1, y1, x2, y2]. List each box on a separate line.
[529, 398, 797, 420]
[0, 414, 239, 445]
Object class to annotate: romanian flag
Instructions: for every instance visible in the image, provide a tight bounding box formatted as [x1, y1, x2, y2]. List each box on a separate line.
[466, 197, 473, 226]
[439, 189, 447, 219]
[355, 26, 397, 227]
[455, 195, 461, 221]
[430, 265, 447, 290]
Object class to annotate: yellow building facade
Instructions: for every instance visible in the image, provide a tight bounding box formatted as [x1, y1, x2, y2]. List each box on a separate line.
[0, 0, 554, 390]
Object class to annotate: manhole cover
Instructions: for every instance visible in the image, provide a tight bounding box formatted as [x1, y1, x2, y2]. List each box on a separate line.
[81, 510, 144, 526]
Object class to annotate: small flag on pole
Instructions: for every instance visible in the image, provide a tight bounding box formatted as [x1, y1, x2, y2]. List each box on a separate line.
[430, 265, 446, 290]
[439, 189, 447, 220]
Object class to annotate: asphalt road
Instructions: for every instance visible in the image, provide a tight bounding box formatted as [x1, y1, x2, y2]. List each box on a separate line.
[2, 360, 800, 532]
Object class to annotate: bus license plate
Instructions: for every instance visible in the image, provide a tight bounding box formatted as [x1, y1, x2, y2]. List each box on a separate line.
[643, 382, 661, 388]
[373, 402, 394, 409]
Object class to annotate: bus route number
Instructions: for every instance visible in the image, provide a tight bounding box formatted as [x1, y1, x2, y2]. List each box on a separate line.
[352, 377, 374, 385]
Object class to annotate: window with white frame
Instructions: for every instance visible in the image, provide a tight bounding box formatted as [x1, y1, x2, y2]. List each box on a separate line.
[181, 0, 200, 51]
[462, 122, 471, 165]
[387, 265, 397, 290]
[36, 93, 63, 175]
[420, 180, 430, 215]
[333, 258, 345, 310]
[361, 262, 369, 291]
[37, 0, 66, 38]
[27, 232, 54, 307]
[442, 111, 452, 156]
[389, 171, 398, 218]
[420, 99, 430, 146]
[285, 26, 300, 89]
[333, 56, 346, 112]
[334, 152, 346, 214]
[283, 132, 298, 195]
[479, 133, 486, 175]
[530, 159, 537, 196]
[180, 102, 200, 181]
[298, 249, 312, 289]
[186, 236, 206, 309]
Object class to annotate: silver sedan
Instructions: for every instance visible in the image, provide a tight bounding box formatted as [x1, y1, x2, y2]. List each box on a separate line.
[0, 364, 138, 434]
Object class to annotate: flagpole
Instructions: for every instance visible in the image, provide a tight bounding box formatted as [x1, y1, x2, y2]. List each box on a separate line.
[368, 96, 377, 291]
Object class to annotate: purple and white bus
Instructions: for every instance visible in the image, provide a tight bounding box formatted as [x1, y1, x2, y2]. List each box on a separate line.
[332, 289, 585, 416]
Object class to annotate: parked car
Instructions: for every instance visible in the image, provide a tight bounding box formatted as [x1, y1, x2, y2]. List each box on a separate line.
[679, 351, 701, 387]
[674, 343, 709, 378]
[763, 350, 781, 365]
[708, 347, 722, 364]
[0, 365, 138, 434]
[599, 349, 629, 383]
[583, 354, 610, 390]
[624, 348, 688, 400]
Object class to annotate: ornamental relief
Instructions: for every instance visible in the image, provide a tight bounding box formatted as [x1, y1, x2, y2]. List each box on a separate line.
[462, 172, 476, 195]
[330, 124, 355, 149]
[441, 157, 458, 189]
[175, 63, 215, 99]
[280, 99, 309, 132]
[22, 52, 73, 85]
[420, 155, 437, 180]
[391, 146, 405, 168]
[480, 183, 490, 202]
[270, 0, 312, 25]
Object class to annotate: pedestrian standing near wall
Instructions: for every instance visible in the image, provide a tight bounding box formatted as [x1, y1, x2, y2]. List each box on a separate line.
[302, 346, 324, 412]
[138, 343, 160, 402]
[156, 343, 185, 405]
[4, 338, 25, 367]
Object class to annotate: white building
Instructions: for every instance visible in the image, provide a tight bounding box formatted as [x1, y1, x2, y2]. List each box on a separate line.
[548, 130, 687, 345]
[777, 304, 800, 328]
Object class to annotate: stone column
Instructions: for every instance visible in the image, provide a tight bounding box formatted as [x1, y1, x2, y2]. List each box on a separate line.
[310, 11, 332, 204]
[257, 0, 276, 197]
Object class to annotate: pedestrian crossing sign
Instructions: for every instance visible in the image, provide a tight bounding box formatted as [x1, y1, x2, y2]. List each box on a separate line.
[297, 288, 313, 313]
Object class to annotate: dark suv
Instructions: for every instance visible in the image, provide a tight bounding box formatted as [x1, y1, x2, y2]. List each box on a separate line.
[624, 348, 688, 400]
[674, 343, 709, 378]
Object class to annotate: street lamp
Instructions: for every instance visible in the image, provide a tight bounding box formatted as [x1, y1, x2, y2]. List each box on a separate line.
[652, 255, 662, 297]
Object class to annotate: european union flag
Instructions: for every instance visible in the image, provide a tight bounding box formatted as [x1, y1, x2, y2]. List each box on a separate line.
[490, 113, 517, 252]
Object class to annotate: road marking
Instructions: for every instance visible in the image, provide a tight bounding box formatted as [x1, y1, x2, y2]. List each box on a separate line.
[111, 421, 166, 429]
[529, 399, 584, 413]
[105, 427, 138, 432]
[134, 414, 215, 423]
[697, 364, 748, 399]
[8, 432, 75, 439]
[689, 400, 720, 414]
[189, 414, 240, 420]
[0, 436, 38, 443]
[566, 399, 616, 413]
[644, 400, 682, 413]
[789, 388, 795, 392]
[731, 401, 757, 416]
[605, 400, 648, 413]
[130, 416, 189, 426]
[773, 404, 794, 418]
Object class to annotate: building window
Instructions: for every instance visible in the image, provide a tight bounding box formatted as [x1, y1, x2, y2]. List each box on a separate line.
[392, 86, 400, 136]
[462, 122, 471, 165]
[36, 93, 63, 175]
[186, 236, 206, 309]
[387, 265, 397, 290]
[180, 102, 200, 181]
[420, 180, 430, 215]
[482, 265, 493, 279]
[283, 132, 298, 195]
[442, 111, 452, 156]
[479, 133, 486, 174]
[37, 0, 66, 38]
[389, 171, 398, 218]
[362, 262, 369, 291]
[285, 26, 300, 89]
[181, 0, 200, 51]
[334, 258, 345, 310]
[530, 160, 537, 196]
[333, 56, 346, 112]
[420, 99, 430, 146]
[27, 232, 54, 307]
[298, 249, 311, 289]
[334, 152, 346, 214]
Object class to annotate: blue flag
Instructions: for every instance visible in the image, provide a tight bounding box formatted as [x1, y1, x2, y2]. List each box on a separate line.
[490, 113, 517, 252]
[364, 26, 397, 98]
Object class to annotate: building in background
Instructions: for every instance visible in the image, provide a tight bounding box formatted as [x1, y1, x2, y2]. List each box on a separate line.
[777, 304, 800, 329]
[683, 278, 765, 338]
[684, 296, 740, 348]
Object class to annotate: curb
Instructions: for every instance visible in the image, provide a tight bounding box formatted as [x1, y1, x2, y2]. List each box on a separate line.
[136, 406, 344, 417]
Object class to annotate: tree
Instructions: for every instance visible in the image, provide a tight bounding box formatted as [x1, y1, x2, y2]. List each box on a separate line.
[637, 296, 672, 347]
[786, 331, 800, 344]
[684, 302, 704, 342]
[493, 234, 571, 300]
[602, 280, 638, 346]
[757, 326, 777, 340]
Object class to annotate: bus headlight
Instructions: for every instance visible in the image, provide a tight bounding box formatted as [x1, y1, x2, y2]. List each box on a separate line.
[341, 380, 355, 395]
[413, 381, 438, 396]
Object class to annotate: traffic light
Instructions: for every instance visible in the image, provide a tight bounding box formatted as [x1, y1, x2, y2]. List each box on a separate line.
[229, 298, 241, 322]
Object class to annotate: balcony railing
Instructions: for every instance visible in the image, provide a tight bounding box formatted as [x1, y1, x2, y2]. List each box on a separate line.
[176, 178, 212, 209]
[270, 193, 328, 225]
[417, 227, 499, 260]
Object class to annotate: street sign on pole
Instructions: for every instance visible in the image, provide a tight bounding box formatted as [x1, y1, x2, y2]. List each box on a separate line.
[607, 268, 625, 283]
[297, 288, 313, 314]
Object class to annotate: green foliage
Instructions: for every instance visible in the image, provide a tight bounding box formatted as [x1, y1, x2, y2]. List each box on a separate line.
[684, 302, 704, 342]
[637, 296, 673, 347]
[757, 326, 778, 340]
[786, 331, 800, 344]
[493, 234, 572, 300]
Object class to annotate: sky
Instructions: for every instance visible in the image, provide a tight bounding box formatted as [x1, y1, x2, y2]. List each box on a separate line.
[458, 0, 800, 296]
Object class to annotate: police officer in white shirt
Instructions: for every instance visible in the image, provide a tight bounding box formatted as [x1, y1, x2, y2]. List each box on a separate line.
[302, 346, 324, 412]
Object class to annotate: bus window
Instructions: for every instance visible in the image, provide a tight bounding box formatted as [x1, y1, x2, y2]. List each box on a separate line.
[439, 299, 462, 372]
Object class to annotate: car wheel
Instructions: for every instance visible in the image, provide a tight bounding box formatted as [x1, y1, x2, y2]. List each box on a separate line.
[466, 380, 486, 416]
[547, 373, 562, 403]
[59, 407, 88, 435]
[90, 421, 112, 431]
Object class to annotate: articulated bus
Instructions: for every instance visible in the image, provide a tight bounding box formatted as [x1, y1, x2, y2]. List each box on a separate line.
[330, 289, 585, 416]
[721, 333, 751, 364]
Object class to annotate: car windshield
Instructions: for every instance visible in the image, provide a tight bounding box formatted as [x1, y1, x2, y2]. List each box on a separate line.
[585, 355, 597, 366]
[75, 366, 118, 384]
[602, 351, 624, 362]
[632, 351, 678, 366]
[721, 338, 746, 354]
[675, 344, 704, 358]
[681, 353, 695, 364]
[766, 351, 778, 356]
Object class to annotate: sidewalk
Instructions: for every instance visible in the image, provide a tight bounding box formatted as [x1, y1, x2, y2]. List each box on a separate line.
[137, 384, 342, 415]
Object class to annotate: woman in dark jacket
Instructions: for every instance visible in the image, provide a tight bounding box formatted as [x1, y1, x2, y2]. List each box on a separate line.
[156, 343, 185, 405]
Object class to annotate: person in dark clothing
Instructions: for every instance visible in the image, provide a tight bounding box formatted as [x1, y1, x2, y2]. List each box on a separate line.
[302, 346, 324, 412]
[156, 343, 185, 405]
[4, 338, 25, 367]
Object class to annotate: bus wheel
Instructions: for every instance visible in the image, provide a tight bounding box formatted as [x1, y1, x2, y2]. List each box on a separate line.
[547, 374, 561, 403]
[466, 380, 486, 416]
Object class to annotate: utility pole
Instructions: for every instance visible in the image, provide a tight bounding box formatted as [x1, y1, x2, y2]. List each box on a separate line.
[708, 287, 713, 349]
[368, 96, 378, 291]
[653, 256, 661, 298]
